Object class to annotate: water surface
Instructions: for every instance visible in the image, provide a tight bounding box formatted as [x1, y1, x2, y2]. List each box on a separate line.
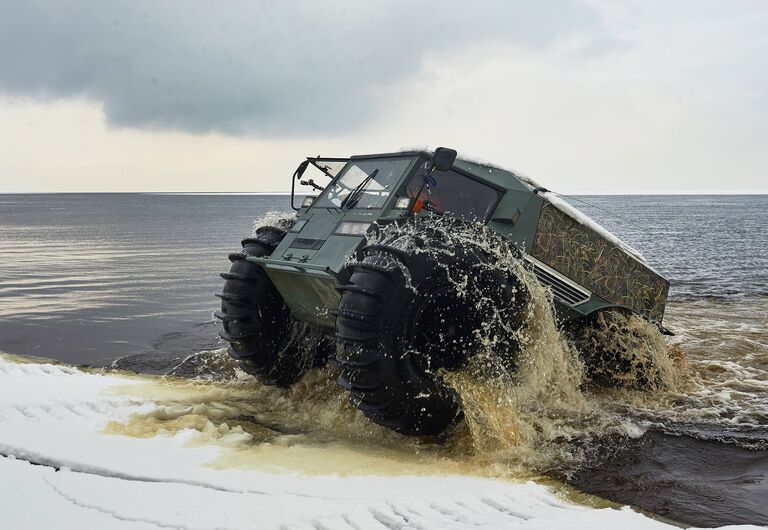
[1, 193, 766, 527]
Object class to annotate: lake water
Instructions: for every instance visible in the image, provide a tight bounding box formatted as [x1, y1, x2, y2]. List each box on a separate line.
[1, 193, 766, 526]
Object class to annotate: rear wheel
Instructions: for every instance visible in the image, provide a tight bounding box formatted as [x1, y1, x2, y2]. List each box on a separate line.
[573, 309, 660, 389]
[334, 222, 527, 436]
[216, 224, 322, 386]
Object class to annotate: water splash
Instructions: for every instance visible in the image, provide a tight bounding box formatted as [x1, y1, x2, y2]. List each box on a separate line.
[134, 219, 681, 474]
[386, 217, 680, 474]
[251, 211, 296, 236]
[109, 215, 768, 479]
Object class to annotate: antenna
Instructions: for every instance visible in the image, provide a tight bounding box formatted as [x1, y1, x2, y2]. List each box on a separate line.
[549, 191, 649, 233]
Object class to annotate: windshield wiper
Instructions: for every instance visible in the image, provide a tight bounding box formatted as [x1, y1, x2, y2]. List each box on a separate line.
[299, 178, 324, 191]
[340, 169, 378, 209]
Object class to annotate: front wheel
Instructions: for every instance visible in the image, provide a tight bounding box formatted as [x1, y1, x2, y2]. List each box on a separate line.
[216, 225, 323, 386]
[334, 223, 527, 436]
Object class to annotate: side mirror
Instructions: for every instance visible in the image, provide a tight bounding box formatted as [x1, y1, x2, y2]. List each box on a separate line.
[429, 147, 457, 172]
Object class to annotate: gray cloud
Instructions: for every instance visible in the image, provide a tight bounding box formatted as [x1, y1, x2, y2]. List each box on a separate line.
[0, 0, 607, 135]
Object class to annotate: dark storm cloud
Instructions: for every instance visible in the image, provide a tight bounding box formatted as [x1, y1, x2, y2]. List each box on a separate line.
[0, 0, 607, 135]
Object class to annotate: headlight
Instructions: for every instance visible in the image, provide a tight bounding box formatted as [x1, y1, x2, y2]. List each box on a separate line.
[334, 221, 372, 236]
[394, 197, 412, 209]
[301, 196, 316, 208]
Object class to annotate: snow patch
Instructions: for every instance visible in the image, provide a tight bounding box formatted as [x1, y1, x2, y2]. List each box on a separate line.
[0, 354, 757, 529]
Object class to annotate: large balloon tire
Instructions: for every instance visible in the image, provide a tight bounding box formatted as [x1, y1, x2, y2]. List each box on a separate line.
[334, 221, 527, 436]
[573, 309, 660, 390]
[216, 224, 314, 387]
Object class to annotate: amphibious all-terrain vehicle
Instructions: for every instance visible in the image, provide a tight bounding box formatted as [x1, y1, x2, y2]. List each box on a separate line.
[217, 148, 670, 435]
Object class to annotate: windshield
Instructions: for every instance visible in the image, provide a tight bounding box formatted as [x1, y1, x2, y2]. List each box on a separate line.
[314, 157, 414, 209]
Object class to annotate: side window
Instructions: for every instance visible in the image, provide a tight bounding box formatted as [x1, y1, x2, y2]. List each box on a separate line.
[405, 170, 500, 223]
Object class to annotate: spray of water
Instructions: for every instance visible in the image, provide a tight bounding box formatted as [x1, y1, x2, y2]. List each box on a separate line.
[250, 211, 296, 236]
[378, 217, 685, 473]
[109, 215, 692, 477]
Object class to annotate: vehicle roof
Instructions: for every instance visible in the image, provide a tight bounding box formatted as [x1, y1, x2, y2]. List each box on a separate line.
[324, 150, 652, 268]
[344, 150, 535, 193]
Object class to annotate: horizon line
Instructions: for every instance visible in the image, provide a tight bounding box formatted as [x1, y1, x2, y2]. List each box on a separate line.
[1, 190, 767, 196]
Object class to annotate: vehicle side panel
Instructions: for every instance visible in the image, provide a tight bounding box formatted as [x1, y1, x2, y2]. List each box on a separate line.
[531, 203, 669, 322]
[488, 189, 544, 253]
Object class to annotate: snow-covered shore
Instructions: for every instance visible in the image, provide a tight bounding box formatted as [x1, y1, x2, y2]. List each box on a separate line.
[0, 354, 755, 529]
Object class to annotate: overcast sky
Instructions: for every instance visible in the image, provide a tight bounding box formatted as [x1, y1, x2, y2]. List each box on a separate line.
[0, 0, 766, 193]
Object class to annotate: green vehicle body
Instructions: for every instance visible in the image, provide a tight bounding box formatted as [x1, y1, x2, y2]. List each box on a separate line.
[251, 150, 669, 331]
